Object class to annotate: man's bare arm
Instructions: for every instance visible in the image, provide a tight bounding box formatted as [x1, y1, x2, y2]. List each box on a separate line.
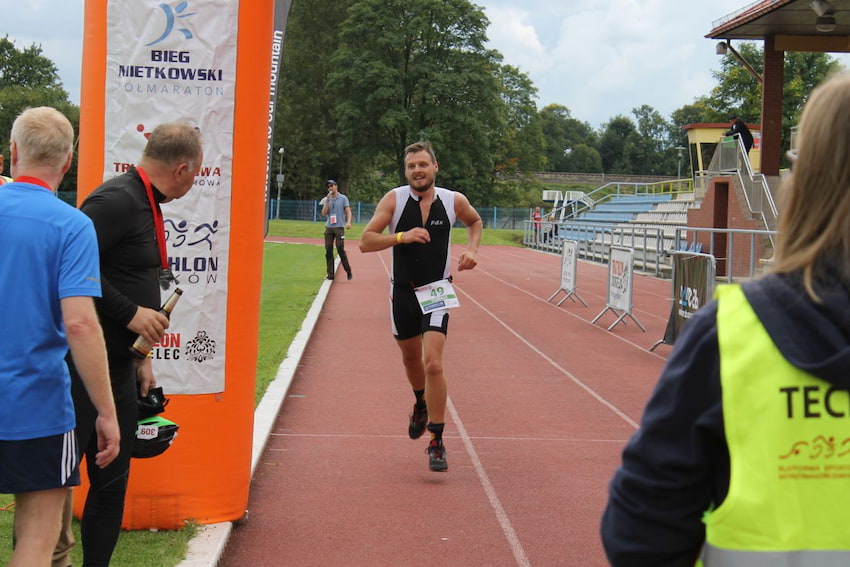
[61, 296, 120, 468]
[455, 192, 482, 271]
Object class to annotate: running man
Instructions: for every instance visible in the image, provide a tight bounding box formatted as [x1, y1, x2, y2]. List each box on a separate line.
[359, 141, 482, 471]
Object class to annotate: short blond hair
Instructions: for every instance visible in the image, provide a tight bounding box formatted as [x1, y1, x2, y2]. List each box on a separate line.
[773, 72, 850, 300]
[10, 107, 74, 169]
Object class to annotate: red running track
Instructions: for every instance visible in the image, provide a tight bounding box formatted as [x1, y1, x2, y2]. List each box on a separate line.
[219, 241, 674, 567]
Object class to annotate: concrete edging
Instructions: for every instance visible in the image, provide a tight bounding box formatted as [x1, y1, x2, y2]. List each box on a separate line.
[175, 262, 335, 567]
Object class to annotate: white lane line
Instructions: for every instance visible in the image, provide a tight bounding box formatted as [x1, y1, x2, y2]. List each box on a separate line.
[482, 248, 671, 300]
[456, 286, 640, 430]
[448, 397, 532, 567]
[469, 248, 671, 311]
[378, 250, 530, 567]
[466, 263, 669, 361]
[270, 432, 628, 443]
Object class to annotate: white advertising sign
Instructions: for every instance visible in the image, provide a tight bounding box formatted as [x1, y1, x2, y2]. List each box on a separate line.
[104, 0, 238, 393]
[607, 247, 633, 313]
[560, 240, 577, 292]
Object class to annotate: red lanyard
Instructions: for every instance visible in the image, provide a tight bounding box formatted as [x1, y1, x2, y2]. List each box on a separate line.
[14, 176, 52, 190]
[135, 166, 169, 270]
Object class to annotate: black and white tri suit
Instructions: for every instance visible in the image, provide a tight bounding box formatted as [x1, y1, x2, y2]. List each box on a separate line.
[388, 185, 457, 340]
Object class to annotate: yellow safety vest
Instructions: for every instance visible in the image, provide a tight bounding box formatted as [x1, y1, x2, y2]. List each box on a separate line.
[700, 285, 850, 566]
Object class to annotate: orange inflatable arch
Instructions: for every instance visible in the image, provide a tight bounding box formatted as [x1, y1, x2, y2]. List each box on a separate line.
[76, 0, 276, 528]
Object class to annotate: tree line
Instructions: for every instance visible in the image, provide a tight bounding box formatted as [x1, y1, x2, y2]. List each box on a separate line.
[274, 1, 840, 206]
[0, 6, 841, 206]
[0, 35, 79, 194]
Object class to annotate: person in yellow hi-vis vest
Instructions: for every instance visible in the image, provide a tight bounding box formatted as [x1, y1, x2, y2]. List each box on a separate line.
[601, 72, 850, 566]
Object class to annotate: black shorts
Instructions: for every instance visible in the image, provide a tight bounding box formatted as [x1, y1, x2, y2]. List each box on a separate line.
[391, 286, 450, 340]
[0, 430, 80, 493]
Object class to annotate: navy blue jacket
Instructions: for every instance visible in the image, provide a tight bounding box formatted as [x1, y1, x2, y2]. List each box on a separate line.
[600, 263, 850, 566]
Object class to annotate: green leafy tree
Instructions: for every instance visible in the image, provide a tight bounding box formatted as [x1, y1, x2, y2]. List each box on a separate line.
[706, 42, 840, 156]
[0, 36, 77, 192]
[538, 104, 597, 172]
[598, 115, 637, 173]
[0, 36, 66, 92]
[274, 1, 356, 200]
[708, 41, 764, 122]
[564, 143, 602, 173]
[329, 0, 504, 204]
[667, 98, 723, 150]
[492, 63, 545, 176]
[781, 51, 840, 150]
[625, 104, 675, 175]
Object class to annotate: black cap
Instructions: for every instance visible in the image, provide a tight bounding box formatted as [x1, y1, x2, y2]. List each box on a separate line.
[326, 179, 337, 186]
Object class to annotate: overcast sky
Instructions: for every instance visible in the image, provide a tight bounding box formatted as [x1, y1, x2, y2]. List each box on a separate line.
[3, 1, 845, 129]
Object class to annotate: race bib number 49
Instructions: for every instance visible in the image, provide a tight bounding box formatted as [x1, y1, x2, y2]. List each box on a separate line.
[414, 279, 460, 313]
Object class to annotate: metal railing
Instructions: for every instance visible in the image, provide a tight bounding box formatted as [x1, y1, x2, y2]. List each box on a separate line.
[695, 135, 778, 242]
[524, 220, 777, 282]
[673, 226, 776, 282]
[523, 143, 780, 282]
[711, 0, 767, 29]
[523, 220, 671, 276]
[547, 178, 693, 222]
[267, 199, 534, 229]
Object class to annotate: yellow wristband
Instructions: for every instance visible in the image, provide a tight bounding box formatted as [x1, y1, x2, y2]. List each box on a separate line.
[396, 231, 403, 244]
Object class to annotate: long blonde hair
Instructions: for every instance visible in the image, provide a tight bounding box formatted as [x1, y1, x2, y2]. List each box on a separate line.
[772, 72, 850, 300]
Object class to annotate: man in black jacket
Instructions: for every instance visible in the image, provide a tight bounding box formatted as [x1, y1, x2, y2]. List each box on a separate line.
[725, 115, 754, 155]
[54, 122, 203, 567]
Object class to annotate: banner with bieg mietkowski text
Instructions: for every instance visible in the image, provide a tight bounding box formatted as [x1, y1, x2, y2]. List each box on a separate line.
[104, 0, 236, 393]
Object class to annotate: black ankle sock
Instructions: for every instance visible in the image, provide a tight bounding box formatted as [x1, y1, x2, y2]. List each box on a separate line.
[427, 422, 444, 441]
[414, 389, 426, 407]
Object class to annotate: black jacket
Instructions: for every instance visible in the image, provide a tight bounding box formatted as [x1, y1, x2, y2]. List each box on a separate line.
[600, 262, 850, 566]
[725, 119, 754, 153]
[80, 167, 166, 360]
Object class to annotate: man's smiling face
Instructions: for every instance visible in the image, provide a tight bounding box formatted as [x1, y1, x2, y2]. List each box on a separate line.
[404, 150, 438, 193]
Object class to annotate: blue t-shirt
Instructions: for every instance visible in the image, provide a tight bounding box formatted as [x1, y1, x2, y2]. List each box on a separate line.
[321, 194, 350, 228]
[0, 182, 101, 440]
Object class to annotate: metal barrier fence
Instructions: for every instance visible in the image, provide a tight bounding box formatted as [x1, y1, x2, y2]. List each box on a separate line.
[672, 226, 776, 283]
[267, 199, 533, 229]
[695, 135, 778, 240]
[523, 220, 670, 276]
[547, 178, 693, 222]
[523, 219, 777, 282]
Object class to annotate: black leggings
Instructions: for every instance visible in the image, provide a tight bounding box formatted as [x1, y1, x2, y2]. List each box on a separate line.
[70, 356, 138, 567]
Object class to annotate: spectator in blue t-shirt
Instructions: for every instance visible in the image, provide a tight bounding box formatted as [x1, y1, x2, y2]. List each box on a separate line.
[319, 179, 353, 280]
[1, 106, 119, 567]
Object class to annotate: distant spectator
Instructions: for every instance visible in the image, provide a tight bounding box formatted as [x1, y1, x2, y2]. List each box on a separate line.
[725, 115, 754, 155]
[319, 179, 353, 281]
[543, 212, 558, 243]
[532, 206, 542, 242]
[0, 151, 12, 184]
